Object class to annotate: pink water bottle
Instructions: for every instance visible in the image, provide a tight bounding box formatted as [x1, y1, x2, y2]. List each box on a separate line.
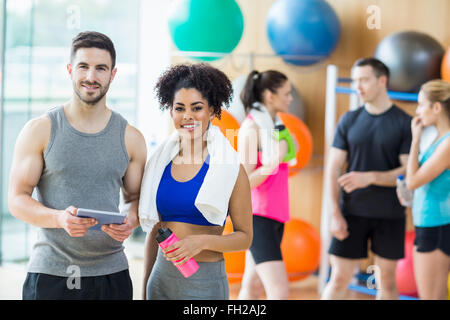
[156, 227, 199, 278]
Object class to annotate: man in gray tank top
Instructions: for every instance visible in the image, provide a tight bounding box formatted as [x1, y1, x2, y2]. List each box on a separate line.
[8, 31, 147, 300]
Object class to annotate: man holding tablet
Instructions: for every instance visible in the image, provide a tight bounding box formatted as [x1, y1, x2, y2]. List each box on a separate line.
[8, 31, 147, 300]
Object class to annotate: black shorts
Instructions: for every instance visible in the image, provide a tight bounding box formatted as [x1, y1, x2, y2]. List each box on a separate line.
[22, 269, 133, 300]
[414, 224, 450, 256]
[328, 215, 405, 260]
[249, 215, 285, 265]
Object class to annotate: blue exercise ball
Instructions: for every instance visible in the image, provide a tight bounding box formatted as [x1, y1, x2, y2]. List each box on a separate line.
[374, 31, 444, 93]
[168, 0, 244, 61]
[266, 0, 341, 66]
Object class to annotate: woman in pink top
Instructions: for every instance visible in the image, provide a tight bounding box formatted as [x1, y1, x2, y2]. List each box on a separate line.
[237, 70, 296, 299]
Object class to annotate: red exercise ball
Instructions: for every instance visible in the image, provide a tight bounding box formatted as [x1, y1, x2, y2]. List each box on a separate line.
[212, 109, 240, 150]
[442, 47, 450, 82]
[281, 218, 320, 282]
[277, 112, 313, 177]
[447, 273, 450, 300]
[396, 230, 418, 296]
[222, 217, 245, 283]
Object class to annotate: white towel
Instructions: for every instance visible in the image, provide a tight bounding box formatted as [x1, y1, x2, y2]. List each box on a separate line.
[138, 124, 240, 233]
[248, 102, 281, 167]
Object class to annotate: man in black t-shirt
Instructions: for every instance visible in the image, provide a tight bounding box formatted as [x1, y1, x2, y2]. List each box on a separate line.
[321, 58, 412, 300]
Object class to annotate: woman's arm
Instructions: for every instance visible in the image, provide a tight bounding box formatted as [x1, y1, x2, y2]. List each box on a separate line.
[406, 117, 450, 190]
[142, 222, 161, 300]
[204, 164, 253, 252]
[406, 136, 450, 190]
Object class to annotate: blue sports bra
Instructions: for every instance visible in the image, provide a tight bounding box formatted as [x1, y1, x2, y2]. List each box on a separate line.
[156, 155, 221, 226]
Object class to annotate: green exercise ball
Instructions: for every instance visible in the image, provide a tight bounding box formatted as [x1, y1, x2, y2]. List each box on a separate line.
[168, 0, 244, 61]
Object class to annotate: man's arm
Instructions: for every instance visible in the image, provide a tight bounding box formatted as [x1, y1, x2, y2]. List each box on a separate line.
[326, 147, 349, 240]
[337, 154, 408, 193]
[327, 148, 347, 213]
[102, 124, 147, 241]
[8, 116, 95, 235]
[372, 154, 408, 185]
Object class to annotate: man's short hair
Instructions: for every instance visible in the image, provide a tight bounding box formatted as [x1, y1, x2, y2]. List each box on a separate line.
[70, 31, 116, 69]
[353, 57, 390, 83]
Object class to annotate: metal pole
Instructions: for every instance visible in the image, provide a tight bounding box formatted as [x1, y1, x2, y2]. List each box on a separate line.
[318, 64, 338, 294]
[349, 79, 359, 111]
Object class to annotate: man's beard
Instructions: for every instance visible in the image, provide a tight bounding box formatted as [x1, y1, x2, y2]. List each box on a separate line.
[74, 81, 110, 105]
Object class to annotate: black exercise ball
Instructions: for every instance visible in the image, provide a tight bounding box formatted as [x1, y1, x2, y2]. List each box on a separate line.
[374, 31, 444, 93]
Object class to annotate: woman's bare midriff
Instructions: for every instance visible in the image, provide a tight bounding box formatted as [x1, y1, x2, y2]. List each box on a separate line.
[161, 221, 225, 262]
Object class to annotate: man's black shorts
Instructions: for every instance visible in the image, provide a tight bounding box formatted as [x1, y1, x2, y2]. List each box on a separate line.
[22, 269, 133, 300]
[328, 215, 405, 260]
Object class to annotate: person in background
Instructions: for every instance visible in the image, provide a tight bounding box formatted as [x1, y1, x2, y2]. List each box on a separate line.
[237, 70, 297, 300]
[321, 58, 412, 300]
[405, 79, 450, 300]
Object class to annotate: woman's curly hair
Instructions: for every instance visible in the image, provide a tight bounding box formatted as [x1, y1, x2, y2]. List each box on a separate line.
[154, 63, 233, 119]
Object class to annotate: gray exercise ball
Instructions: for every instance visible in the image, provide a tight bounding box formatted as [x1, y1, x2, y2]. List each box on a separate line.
[228, 74, 306, 123]
[374, 31, 444, 93]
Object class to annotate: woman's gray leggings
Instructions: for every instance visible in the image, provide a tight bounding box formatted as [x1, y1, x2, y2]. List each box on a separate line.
[146, 249, 229, 300]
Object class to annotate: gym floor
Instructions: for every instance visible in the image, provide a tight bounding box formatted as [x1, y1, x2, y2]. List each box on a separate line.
[0, 249, 373, 300]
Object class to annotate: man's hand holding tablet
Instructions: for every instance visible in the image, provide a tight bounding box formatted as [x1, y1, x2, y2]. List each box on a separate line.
[75, 208, 135, 242]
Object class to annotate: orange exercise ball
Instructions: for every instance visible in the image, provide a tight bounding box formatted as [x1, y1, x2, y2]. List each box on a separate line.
[278, 112, 313, 177]
[212, 109, 240, 150]
[281, 218, 320, 282]
[442, 47, 450, 82]
[222, 217, 245, 283]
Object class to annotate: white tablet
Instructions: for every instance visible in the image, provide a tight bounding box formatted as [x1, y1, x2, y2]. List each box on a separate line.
[75, 208, 126, 230]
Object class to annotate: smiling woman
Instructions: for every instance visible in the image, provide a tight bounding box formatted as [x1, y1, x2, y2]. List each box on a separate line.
[171, 88, 213, 140]
[140, 63, 253, 300]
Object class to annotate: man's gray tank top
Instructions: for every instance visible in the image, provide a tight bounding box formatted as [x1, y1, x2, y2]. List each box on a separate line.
[28, 106, 130, 277]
